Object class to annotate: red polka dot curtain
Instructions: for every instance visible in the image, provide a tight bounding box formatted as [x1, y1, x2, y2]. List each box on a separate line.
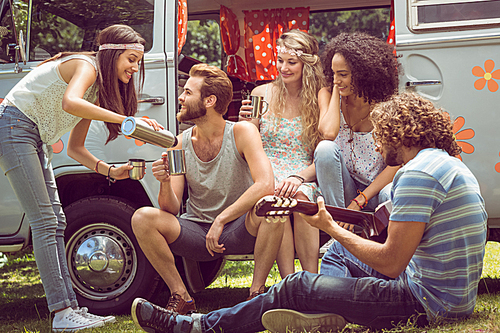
[178, 0, 187, 55]
[243, 7, 309, 82]
[220, 5, 250, 81]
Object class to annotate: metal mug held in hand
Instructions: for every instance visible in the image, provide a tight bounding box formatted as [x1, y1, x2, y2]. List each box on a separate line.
[167, 150, 186, 175]
[128, 159, 146, 180]
[250, 95, 269, 119]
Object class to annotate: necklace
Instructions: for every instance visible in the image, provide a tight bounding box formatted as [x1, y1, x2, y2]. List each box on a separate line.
[343, 100, 371, 137]
[342, 100, 371, 174]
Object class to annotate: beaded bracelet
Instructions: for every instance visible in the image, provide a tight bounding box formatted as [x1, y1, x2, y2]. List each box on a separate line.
[356, 190, 368, 209]
[351, 198, 363, 209]
[289, 174, 305, 183]
[106, 165, 116, 185]
[94, 160, 103, 173]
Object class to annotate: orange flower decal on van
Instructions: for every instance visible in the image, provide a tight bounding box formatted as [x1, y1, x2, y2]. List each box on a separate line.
[452, 116, 475, 161]
[472, 59, 500, 92]
[495, 152, 500, 173]
[52, 139, 64, 154]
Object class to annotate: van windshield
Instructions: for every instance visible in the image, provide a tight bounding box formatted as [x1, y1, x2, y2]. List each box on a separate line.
[29, 0, 154, 61]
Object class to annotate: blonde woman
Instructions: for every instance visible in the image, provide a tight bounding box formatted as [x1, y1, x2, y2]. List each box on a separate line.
[239, 30, 325, 282]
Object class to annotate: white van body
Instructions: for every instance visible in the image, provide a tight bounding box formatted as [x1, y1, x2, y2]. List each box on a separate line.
[394, 0, 500, 237]
[0, 0, 498, 314]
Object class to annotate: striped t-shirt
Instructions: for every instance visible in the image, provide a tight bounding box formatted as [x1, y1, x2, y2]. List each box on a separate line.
[390, 148, 487, 321]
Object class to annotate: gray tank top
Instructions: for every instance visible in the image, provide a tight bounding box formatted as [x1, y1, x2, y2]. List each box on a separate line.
[180, 121, 254, 223]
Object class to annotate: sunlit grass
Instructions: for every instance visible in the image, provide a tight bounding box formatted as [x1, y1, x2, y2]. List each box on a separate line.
[1, 242, 499, 332]
[482, 241, 500, 278]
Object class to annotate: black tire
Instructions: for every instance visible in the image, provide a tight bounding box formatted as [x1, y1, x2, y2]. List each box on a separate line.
[64, 196, 161, 315]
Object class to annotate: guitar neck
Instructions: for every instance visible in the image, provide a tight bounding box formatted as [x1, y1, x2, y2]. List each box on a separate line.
[292, 200, 389, 237]
[293, 200, 373, 224]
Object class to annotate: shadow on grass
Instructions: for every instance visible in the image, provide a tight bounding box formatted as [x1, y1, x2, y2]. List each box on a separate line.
[478, 277, 500, 295]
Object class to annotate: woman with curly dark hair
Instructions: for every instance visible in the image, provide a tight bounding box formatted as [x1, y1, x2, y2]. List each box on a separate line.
[314, 32, 401, 225]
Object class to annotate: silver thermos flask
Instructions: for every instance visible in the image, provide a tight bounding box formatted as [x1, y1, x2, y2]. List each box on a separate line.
[121, 117, 178, 148]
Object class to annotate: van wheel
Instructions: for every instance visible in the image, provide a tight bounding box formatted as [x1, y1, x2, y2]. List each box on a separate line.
[64, 196, 161, 315]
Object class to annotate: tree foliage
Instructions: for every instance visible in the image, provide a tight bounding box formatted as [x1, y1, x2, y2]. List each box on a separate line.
[182, 19, 222, 67]
[309, 8, 391, 51]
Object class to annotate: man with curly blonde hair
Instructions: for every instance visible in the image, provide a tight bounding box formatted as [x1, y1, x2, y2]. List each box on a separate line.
[130, 92, 487, 333]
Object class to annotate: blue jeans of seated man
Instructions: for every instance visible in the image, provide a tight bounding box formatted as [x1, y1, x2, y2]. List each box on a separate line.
[0, 105, 78, 312]
[314, 140, 391, 211]
[200, 241, 428, 332]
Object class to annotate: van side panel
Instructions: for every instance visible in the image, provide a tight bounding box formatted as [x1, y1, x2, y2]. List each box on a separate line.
[395, 1, 500, 228]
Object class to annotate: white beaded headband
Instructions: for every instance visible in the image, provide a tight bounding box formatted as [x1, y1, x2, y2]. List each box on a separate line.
[276, 45, 312, 57]
[99, 43, 144, 52]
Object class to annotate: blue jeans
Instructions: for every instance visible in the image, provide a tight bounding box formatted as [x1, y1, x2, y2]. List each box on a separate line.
[0, 105, 77, 312]
[200, 241, 427, 332]
[314, 140, 391, 211]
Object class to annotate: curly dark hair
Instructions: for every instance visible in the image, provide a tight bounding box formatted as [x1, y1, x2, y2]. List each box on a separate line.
[321, 32, 401, 104]
[371, 92, 461, 156]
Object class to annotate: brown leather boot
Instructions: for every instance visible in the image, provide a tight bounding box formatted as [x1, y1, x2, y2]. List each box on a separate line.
[246, 285, 266, 301]
[166, 293, 197, 315]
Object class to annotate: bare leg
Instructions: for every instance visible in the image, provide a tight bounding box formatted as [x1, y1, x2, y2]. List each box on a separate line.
[245, 209, 285, 294]
[293, 192, 319, 274]
[131, 207, 192, 301]
[275, 220, 296, 278]
[294, 212, 320, 273]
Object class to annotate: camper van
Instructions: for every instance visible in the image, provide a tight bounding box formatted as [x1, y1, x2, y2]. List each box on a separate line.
[0, 0, 499, 314]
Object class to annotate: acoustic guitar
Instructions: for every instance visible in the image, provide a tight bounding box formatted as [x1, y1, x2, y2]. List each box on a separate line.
[255, 195, 391, 240]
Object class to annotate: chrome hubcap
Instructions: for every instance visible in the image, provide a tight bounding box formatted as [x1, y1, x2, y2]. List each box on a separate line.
[66, 223, 137, 301]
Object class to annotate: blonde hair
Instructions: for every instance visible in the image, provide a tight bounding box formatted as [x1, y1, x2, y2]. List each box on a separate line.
[271, 30, 325, 148]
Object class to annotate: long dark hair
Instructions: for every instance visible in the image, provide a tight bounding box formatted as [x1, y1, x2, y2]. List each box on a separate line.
[96, 24, 146, 143]
[39, 24, 146, 143]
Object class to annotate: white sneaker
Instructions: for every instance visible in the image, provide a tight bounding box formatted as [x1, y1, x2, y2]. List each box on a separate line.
[74, 307, 116, 324]
[52, 310, 105, 332]
[320, 238, 335, 256]
[262, 309, 346, 333]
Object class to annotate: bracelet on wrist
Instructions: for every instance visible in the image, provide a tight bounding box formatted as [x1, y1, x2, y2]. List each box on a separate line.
[94, 160, 103, 173]
[289, 174, 305, 183]
[351, 198, 363, 209]
[357, 190, 368, 209]
[106, 165, 116, 186]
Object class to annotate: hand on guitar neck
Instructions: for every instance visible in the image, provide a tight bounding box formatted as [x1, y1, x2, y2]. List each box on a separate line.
[255, 195, 391, 240]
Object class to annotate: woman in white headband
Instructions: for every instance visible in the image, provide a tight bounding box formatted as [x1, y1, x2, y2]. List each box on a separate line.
[239, 29, 325, 287]
[0, 24, 160, 331]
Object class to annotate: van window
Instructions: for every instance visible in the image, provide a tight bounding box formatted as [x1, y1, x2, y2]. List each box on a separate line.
[29, 0, 154, 61]
[0, 0, 28, 64]
[183, 19, 222, 68]
[310, 7, 391, 48]
[408, 0, 500, 32]
[182, 8, 390, 71]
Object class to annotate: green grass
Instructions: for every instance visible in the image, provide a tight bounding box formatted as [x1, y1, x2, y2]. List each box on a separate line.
[1, 242, 500, 333]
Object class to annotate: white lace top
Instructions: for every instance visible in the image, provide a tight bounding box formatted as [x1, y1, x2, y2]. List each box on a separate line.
[335, 109, 386, 185]
[3, 54, 98, 145]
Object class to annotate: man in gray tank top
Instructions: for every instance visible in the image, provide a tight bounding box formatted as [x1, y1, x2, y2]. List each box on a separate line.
[131, 64, 283, 316]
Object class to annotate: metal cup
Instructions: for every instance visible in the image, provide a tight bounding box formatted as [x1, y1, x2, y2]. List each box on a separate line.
[250, 95, 269, 119]
[167, 150, 186, 175]
[128, 159, 146, 180]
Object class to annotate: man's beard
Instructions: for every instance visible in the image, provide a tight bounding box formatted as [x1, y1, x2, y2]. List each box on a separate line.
[177, 98, 207, 122]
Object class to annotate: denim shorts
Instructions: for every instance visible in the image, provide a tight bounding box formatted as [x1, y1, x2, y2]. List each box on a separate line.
[169, 213, 256, 262]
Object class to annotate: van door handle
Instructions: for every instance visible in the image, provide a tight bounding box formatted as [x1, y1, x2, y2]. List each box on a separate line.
[138, 97, 165, 105]
[406, 80, 442, 87]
